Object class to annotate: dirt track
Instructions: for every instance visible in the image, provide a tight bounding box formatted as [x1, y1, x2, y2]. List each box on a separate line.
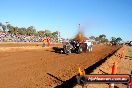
[0, 43, 120, 88]
[74, 45, 129, 88]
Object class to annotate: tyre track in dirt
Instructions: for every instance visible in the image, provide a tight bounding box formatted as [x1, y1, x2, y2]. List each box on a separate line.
[55, 45, 121, 88]
[0, 44, 121, 88]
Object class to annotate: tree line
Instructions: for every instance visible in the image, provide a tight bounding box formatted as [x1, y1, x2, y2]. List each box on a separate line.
[89, 34, 123, 44]
[0, 23, 59, 38]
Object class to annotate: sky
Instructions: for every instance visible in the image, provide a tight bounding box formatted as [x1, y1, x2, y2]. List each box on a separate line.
[0, 0, 132, 41]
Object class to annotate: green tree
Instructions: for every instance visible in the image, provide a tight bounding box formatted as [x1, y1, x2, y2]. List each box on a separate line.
[95, 37, 100, 41]
[20, 27, 27, 35]
[26, 26, 36, 35]
[13, 27, 19, 34]
[7, 24, 14, 33]
[99, 34, 106, 39]
[111, 37, 116, 41]
[104, 39, 109, 42]
[52, 31, 58, 38]
[110, 37, 122, 44]
[2, 25, 6, 32]
[89, 36, 95, 40]
[38, 31, 45, 36]
[45, 30, 52, 37]
[98, 34, 108, 43]
[0, 23, 3, 31]
[116, 37, 122, 43]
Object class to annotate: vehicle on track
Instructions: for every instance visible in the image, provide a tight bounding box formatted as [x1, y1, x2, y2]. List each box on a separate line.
[62, 40, 88, 54]
[63, 42, 73, 54]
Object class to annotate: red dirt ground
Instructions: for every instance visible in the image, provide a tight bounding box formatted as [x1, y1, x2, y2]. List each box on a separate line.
[74, 45, 129, 88]
[0, 43, 120, 88]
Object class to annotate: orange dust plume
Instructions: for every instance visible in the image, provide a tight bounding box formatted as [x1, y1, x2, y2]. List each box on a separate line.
[74, 32, 85, 42]
[74, 24, 88, 42]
